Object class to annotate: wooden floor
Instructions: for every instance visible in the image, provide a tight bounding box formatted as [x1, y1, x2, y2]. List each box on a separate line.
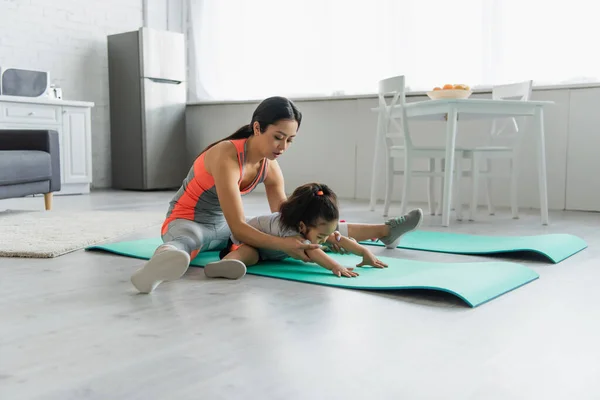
[1, 190, 599, 400]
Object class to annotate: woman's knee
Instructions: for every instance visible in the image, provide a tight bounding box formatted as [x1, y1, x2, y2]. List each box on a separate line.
[162, 219, 211, 254]
[165, 236, 201, 255]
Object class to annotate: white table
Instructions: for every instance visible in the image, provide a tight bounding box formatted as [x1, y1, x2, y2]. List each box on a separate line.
[369, 98, 554, 227]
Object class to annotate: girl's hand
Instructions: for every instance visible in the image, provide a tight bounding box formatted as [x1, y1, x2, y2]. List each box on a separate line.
[327, 231, 345, 254]
[326, 231, 355, 254]
[281, 236, 321, 262]
[331, 264, 359, 278]
[356, 251, 388, 268]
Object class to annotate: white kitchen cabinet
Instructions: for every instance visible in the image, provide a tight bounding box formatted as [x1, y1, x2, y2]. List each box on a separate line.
[0, 95, 94, 195]
[61, 106, 92, 186]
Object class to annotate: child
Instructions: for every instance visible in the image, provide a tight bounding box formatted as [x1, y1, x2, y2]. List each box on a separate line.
[203, 182, 423, 279]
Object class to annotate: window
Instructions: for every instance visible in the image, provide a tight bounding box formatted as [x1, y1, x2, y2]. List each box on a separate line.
[186, 0, 599, 101]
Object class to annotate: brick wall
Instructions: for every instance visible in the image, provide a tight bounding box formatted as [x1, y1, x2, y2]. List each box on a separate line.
[0, 0, 143, 188]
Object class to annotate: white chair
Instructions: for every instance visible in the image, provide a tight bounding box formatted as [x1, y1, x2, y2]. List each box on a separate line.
[460, 80, 533, 221]
[373, 75, 463, 217]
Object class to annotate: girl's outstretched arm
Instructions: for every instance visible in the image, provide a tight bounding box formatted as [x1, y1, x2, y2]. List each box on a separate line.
[304, 247, 359, 278]
[326, 235, 388, 268]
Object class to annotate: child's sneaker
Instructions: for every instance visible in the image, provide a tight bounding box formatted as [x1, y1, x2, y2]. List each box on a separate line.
[379, 208, 424, 249]
[130, 244, 190, 293]
[204, 259, 247, 280]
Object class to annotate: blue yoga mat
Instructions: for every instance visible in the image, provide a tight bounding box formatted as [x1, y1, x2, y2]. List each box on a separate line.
[86, 238, 539, 308]
[361, 231, 587, 263]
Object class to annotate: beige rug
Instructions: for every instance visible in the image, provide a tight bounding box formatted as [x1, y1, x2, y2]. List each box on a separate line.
[0, 209, 165, 258]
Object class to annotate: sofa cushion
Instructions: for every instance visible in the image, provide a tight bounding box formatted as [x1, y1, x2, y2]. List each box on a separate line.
[0, 150, 52, 185]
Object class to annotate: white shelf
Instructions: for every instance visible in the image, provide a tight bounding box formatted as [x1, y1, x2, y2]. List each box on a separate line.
[0, 95, 94, 108]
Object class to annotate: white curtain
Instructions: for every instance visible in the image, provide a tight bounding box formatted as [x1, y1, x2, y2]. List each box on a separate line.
[186, 0, 600, 102]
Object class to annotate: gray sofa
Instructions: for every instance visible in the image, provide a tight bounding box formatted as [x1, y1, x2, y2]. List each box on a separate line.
[0, 130, 61, 210]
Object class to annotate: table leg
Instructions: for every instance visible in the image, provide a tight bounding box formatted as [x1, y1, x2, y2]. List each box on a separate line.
[369, 109, 385, 211]
[535, 106, 549, 225]
[442, 107, 458, 227]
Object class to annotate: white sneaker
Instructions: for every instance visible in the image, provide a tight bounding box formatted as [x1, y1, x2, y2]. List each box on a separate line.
[130, 245, 190, 293]
[204, 259, 247, 280]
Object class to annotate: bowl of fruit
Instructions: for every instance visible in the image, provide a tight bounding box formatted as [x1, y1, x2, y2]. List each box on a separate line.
[427, 83, 472, 100]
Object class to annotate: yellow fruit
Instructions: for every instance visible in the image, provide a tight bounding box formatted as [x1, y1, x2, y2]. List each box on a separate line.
[452, 84, 471, 90]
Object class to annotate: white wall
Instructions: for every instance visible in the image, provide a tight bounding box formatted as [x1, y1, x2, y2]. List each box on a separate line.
[186, 86, 600, 213]
[143, 0, 185, 33]
[566, 89, 600, 211]
[0, 0, 143, 188]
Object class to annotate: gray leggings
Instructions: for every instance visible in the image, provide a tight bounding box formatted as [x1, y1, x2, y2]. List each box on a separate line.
[162, 218, 231, 256]
[161, 218, 350, 257]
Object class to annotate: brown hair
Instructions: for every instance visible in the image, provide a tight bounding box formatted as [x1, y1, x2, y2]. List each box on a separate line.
[278, 183, 339, 231]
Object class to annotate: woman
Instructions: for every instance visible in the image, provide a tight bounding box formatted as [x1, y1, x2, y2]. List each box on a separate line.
[131, 96, 422, 293]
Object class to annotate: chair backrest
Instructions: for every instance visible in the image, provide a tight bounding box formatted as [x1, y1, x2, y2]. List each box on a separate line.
[377, 75, 413, 149]
[490, 80, 533, 137]
[492, 80, 533, 101]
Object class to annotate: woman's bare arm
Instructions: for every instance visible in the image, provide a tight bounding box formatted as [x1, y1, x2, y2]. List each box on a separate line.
[207, 142, 319, 260]
[263, 160, 287, 213]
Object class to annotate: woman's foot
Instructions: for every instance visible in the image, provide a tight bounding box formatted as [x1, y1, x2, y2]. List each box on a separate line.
[379, 208, 424, 249]
[130, 245, 190, 293]
[204, 259, 247, 280]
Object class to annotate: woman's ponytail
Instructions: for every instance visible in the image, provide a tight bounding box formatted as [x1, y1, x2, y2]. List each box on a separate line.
[200, 124, 253, 155]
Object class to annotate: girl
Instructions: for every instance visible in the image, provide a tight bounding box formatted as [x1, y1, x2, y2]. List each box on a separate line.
[203, 183, 423, 278]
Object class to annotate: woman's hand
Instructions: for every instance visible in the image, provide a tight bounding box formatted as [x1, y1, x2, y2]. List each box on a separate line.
[356, 251, 388, 268]
[331, 264, 359, 278]
[281, 236, 321, 262]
